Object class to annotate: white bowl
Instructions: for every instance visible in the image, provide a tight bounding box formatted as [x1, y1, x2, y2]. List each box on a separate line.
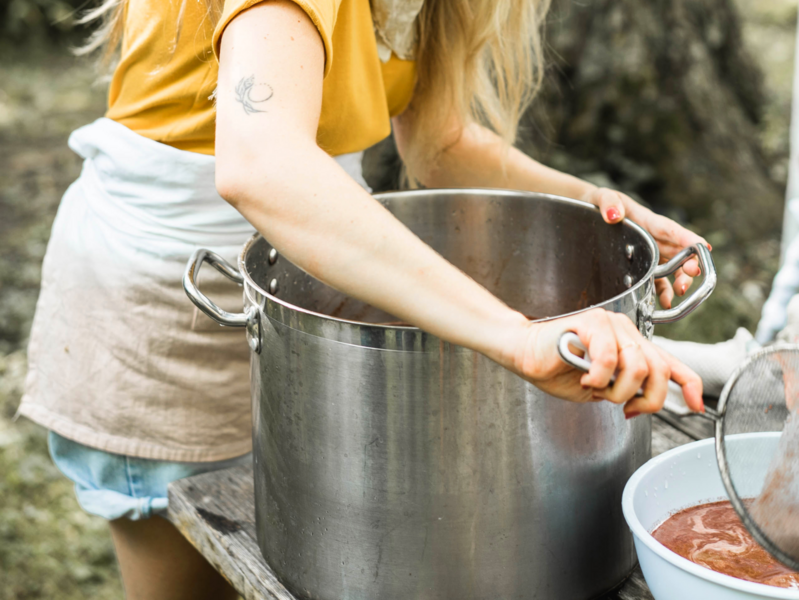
[622, 433, 799, 600]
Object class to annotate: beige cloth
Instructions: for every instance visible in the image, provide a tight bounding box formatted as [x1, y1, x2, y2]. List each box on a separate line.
[18, 118, 369, 462]
[18, 119, 255, 462]
[371, 0, 424, 61]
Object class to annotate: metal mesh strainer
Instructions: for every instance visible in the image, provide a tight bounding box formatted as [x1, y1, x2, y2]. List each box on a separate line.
[558, 334, 799, 571]
[716, 344, 799, 571]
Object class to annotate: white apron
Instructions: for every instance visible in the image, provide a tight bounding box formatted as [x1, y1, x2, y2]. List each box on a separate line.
[18, 118, 370, 462]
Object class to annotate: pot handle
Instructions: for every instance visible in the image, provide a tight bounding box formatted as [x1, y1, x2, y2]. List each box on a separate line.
[557, 332, 694, 415]
[650, 244, 716, 324]
[183, 248, 252, 328]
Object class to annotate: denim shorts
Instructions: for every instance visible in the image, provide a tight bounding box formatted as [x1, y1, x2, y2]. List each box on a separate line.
[48, 431, 251, 520]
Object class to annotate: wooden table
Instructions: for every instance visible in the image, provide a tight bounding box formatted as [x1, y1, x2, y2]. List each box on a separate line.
[168, 413, 715, 600]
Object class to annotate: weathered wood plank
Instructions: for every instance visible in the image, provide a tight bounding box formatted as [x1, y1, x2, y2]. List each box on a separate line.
[652, 414, 696, 457]
[654, 411, 714, 442]
[168, 417, 695, 600]
[605, 568, 653, 600]
[168, 466, 295, 600]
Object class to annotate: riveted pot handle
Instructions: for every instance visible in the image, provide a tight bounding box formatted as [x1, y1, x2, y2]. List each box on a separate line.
[557, 332, 694, 415]
[184, 249, 261, 352]
[650, 244, 716, 324]
[184, 248, 249, 327]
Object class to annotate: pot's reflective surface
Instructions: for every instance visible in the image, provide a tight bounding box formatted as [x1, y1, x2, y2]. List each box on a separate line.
[244, 190, 656, 599]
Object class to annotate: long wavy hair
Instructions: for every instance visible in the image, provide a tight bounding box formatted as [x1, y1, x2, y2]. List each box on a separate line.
[76, 0, 550, 180]
[404, 0, 550, 182]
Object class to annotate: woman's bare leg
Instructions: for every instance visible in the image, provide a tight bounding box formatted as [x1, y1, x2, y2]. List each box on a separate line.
[109, 516, 239, 600]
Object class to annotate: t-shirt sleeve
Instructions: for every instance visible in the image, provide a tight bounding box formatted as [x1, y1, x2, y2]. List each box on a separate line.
[212, 0, 340, 77]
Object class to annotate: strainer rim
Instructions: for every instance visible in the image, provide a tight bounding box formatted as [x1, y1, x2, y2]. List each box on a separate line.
[715, 343, 799, 571]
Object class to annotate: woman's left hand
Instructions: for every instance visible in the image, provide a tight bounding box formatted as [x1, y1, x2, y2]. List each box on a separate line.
[582, 186, 711, 309]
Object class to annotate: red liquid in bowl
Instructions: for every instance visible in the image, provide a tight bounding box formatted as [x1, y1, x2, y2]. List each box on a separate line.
[652, 500, 799, 589]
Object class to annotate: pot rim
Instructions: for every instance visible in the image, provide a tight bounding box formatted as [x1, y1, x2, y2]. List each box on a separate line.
[238, 188, 661, 331]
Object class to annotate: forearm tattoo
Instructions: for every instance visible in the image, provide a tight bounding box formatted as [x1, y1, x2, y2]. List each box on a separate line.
[234, 75, 274, 115]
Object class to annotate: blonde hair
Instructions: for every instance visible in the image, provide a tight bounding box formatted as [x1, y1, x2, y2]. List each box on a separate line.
[76, 0, 549, 175]
[406, 0, 550, 183]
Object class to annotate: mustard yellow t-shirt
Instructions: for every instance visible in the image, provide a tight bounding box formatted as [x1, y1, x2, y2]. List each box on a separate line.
[106, 0, 416, 156]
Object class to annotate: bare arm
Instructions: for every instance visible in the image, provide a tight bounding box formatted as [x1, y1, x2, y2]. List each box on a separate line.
[393, 120, 594, 199]
[393, 117, 711, 307]
[214, 0, 703, 415]
[215, 1, 521, 361]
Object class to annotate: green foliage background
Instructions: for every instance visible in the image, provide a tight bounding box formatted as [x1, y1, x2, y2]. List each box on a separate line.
[0, 0, 85, 41]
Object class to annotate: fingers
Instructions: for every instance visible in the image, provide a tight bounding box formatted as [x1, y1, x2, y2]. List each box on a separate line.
[586, 188, 713, 263]
[615, 341, 704, 417]
[644, 211, 708, 252]
[589, 188, 626, 224]
[588, 314, 701, 417]
[633, 204, 712, 262]
[619, 343, 670, 417]
[659, 350, 705, 413]
[589, 314, 666, 412]
[657, 255, 702, 303]
[557, 309, 703, 416]
[681, 256, 701, 278]
[655, 278, 673, 309]
[572, 309, 618, 389]
[596, 316, 649, 405]
[672, 268, 694, 297]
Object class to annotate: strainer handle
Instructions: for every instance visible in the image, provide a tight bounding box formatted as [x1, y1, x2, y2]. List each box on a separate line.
[557, 332, 694, 415]
[651, 244, 716, 324]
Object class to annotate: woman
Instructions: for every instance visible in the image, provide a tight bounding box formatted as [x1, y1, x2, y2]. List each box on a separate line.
[18, 0, 708, 598]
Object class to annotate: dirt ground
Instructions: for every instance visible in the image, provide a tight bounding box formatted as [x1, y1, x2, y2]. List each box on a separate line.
[0, 2, 796, 597]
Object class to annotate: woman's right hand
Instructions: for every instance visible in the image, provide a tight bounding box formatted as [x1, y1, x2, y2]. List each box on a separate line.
[498, 308, 705, 418]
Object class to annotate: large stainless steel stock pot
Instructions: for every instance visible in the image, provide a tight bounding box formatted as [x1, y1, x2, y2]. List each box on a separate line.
[184, 189, 716, 600]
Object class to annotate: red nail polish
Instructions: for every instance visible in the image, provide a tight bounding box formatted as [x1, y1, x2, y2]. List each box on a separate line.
[625, 412, 641, 420]
[606, 207, 621, 222]
[581, 384, 590, 390]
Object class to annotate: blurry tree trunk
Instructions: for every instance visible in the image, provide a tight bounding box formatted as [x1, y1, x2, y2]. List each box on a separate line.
[364, 0, 784, 244]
